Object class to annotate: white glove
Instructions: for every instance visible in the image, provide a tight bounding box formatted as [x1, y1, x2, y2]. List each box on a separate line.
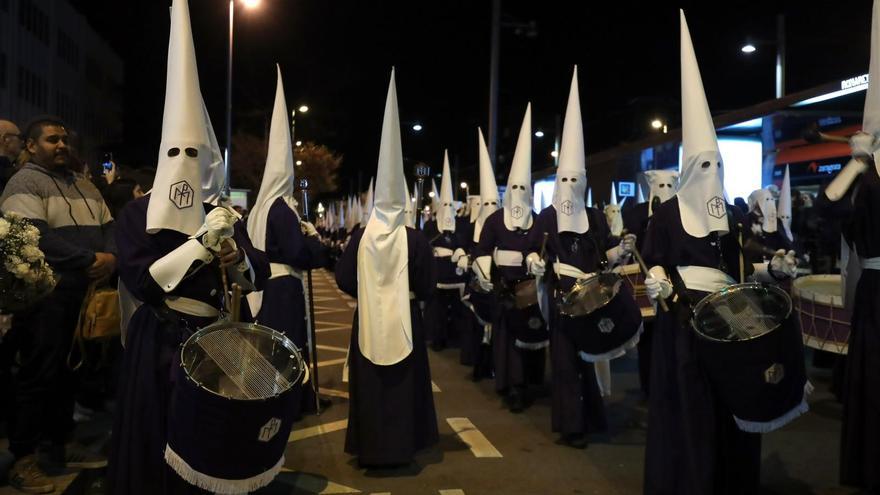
[526, 252, 546, 277]
[478, 278, 494, 292]
[455, 254, 470, 275]
[770, 249, 798, 278]
[301, 221, 319, 237]
[850, 131, 875, 158]
[619, 234, 636, 256]
[451, 248, 467, 263]
[644, 276, 672, 300]
[201, 207, 236, 252]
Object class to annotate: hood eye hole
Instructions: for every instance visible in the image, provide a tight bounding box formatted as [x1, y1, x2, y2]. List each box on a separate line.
[701, 161, 711, 169]
[167, 147, 180, 157]
[561, 178, 568, 182]
[570, 178, 577, 183]
[185, 147, 198, 158]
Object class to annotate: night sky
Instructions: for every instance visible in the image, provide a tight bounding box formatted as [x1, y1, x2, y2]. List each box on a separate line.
[70, 0, 873, 193]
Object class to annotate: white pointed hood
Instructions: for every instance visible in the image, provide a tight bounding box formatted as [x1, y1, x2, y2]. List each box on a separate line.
[474, 129, 500, 241]
[201, 98, 227, 206]
[778, 166, 793, 241]
[147, 0, 210, 235]
[430, 179, 440, 218]
[362, 178, 374, 225]
[247, 65, 298, 255]
[586, 187, 593, 208]
[357, 69, 412, 366]
[644, 170, 680, 216]
[467, 195, 481, 223]
[604, 183, 623, 236]
[677, 10, 728, 238]
[552, 67, 589, 234]
[404, 180, 416, 228]
[437, 152, 457, 232]
[637, 182, 646, 204]
[504, 103, 534, 231]
[865, 0, 880, 143]
[748, 188, 778, 234]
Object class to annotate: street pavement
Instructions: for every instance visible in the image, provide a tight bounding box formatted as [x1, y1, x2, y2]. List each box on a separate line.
[0, 268, 859, 495]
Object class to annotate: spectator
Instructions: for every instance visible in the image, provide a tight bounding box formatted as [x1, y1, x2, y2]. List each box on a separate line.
[0, 116, 116, 493]
[0, 119, 23, 193]
[102, 177, 144, 219]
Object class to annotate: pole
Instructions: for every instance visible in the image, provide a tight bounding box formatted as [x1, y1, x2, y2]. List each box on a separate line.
[414, 164, 430, 230]
[487, 0, 501, 165]
[775, 13, 785, 99]
[299, 178, 321, 414]
[225, 0, 234, 194]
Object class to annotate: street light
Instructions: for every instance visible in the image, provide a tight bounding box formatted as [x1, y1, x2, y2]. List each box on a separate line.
[550, 150, 558, 158]
[296, 160, 303, 166]
[534, 130, 545, 138]
[739, 14, 785, 98]
[460, 181, 469, 198]
[295, 140, 302, 147]
[651, 119, 668, 134]
[412, 123, 423, 132]
[298, 105, 310, 113]
[741, 44, 756, 53]
[225, 0, 262, 193]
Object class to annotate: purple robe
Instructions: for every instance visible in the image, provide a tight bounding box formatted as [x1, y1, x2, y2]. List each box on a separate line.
[335, 227, 439, 466]
[422, 218, 471, 352]
[107, 195, 268, 495]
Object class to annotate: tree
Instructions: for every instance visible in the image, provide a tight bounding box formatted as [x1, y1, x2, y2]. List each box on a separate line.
[229, 133, 342, 205]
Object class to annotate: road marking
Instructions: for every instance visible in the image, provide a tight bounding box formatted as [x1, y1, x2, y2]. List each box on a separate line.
[446, 418, 502, 458]
[288, 419, 349, 442]
[316, 324, 352, 333]
[439, 491, 466, 495]
[432, 381, 441, 392]
[319, 387, 350, 399]
[317, 344, 349, 353]
[314, 307, 350, 315]
[318, 357, 347, 368]
[275, 471, 360, 493]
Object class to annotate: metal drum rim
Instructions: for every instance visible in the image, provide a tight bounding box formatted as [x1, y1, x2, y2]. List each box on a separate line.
[690, 282, 793, 343]
[179, 320, 306, 401]
[559, 272, 623, 317]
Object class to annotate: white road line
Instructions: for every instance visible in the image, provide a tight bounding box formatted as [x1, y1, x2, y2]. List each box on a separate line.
[316, 325, 351, 333]
[319, 388, 350, 399]
[432, 381, 441, 392]
[439, 490, 466, 495]
[318, 357, 348, 368]
[288, 418, 349, 442]
[446, 418, 502, 458]
[317, 344, 349, 353]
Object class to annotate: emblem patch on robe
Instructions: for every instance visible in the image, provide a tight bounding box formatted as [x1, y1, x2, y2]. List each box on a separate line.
[170, 180, 194, 209]
[764, 363, 785, 385]
[512, 205, 523, 219]
[598, 317, 614, 334]
[561, 200, 573, 215]
[258, 418, 282, 442]
[707, 196, 726, 219]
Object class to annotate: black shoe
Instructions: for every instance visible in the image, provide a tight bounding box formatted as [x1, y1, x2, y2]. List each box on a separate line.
[508, 389, 526, 413]
[48, 443, 108, 469]
[562, 433, 587, 449]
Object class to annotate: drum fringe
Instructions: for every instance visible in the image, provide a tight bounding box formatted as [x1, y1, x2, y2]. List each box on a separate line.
[577, 324, 643, 363]
[164, 444, 284, 494]
[733, 384, 812, 434]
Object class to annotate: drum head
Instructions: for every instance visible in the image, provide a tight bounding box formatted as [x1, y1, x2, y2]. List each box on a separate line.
[181, 321, 305, 400]
[692, 283, 792, 342]
[559, 272, 623, 317]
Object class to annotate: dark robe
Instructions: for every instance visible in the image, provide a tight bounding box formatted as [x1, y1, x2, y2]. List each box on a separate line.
[422, 218, 471, 352]
[641, 197, 761, 495]
[107, 195, 269, 495]
[474, 208, 546, 394]
[256, 197, 327, 420]
[622, 201, 653, 395]
[335, 227, 439, 466]
[460, 215, 495, 377]
[526, 205, 619, 437]
[746, 212, 793, 255]
[817, 168, 880, 493]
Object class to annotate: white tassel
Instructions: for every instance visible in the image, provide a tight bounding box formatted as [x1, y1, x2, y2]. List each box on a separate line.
[577, 324, 643, 363]
[514, 339, 549, 350]
[164, 445, 284, 494]
[732, 383, 812, 433]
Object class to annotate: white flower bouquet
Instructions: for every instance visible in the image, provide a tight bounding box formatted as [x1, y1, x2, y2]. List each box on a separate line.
[0, 212, 56, 312]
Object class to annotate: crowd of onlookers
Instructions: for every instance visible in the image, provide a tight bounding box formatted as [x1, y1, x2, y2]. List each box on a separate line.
[0, 115, 154, 493]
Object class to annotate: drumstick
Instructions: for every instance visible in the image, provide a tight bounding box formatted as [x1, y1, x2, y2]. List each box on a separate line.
[231, 283, 242, 323]
[539, 232, 548, 260]
[625, 233, 670, 313]
[737, 223, 745, 284]
[220, 266, 232, 318]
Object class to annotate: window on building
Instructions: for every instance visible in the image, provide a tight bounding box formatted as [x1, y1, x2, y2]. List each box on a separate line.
[57, 29, 79, 70]
[18, 0, 49, 45]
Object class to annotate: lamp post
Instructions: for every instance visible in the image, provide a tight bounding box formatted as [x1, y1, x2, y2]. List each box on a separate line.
[741, 14, 786, 99]
[290, 105, 309, 168]
[225, 0, 261, 193]
[460, 181, 469, 199]
[414, 163, 430, 229]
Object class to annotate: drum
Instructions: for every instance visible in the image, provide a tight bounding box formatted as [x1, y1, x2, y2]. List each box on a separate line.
[165, 321, 306, 494]
[613, 263, 655, 320]
[559, 280, 643, 362]
[791, 274, 851, 354]
[558, 272, 623, 317]
[512, 278, 539, 310]
[691, 283, 809, 433]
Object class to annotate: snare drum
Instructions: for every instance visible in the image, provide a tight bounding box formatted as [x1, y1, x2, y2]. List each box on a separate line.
[614, 263, 655, 320]
[558, 272, 623, 317]
[512, 278, 539, 310]
[559, 279, 643, 362]
[165, 321, 306, 494]
[791, 275, 851, 355]
[691, 283, 808, 433]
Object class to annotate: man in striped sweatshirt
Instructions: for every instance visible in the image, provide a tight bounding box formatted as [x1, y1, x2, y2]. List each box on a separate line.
[0, 116, 115, 493]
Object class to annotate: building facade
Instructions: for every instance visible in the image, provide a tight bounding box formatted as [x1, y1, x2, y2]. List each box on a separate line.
[0, 0, 122, 162]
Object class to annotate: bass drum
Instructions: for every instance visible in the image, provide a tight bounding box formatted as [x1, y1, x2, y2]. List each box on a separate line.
[691, 283, 809, 433]
[559, 281, 643, 362]
[791, 274, 851, 354]
[165, 321, 306, 494]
